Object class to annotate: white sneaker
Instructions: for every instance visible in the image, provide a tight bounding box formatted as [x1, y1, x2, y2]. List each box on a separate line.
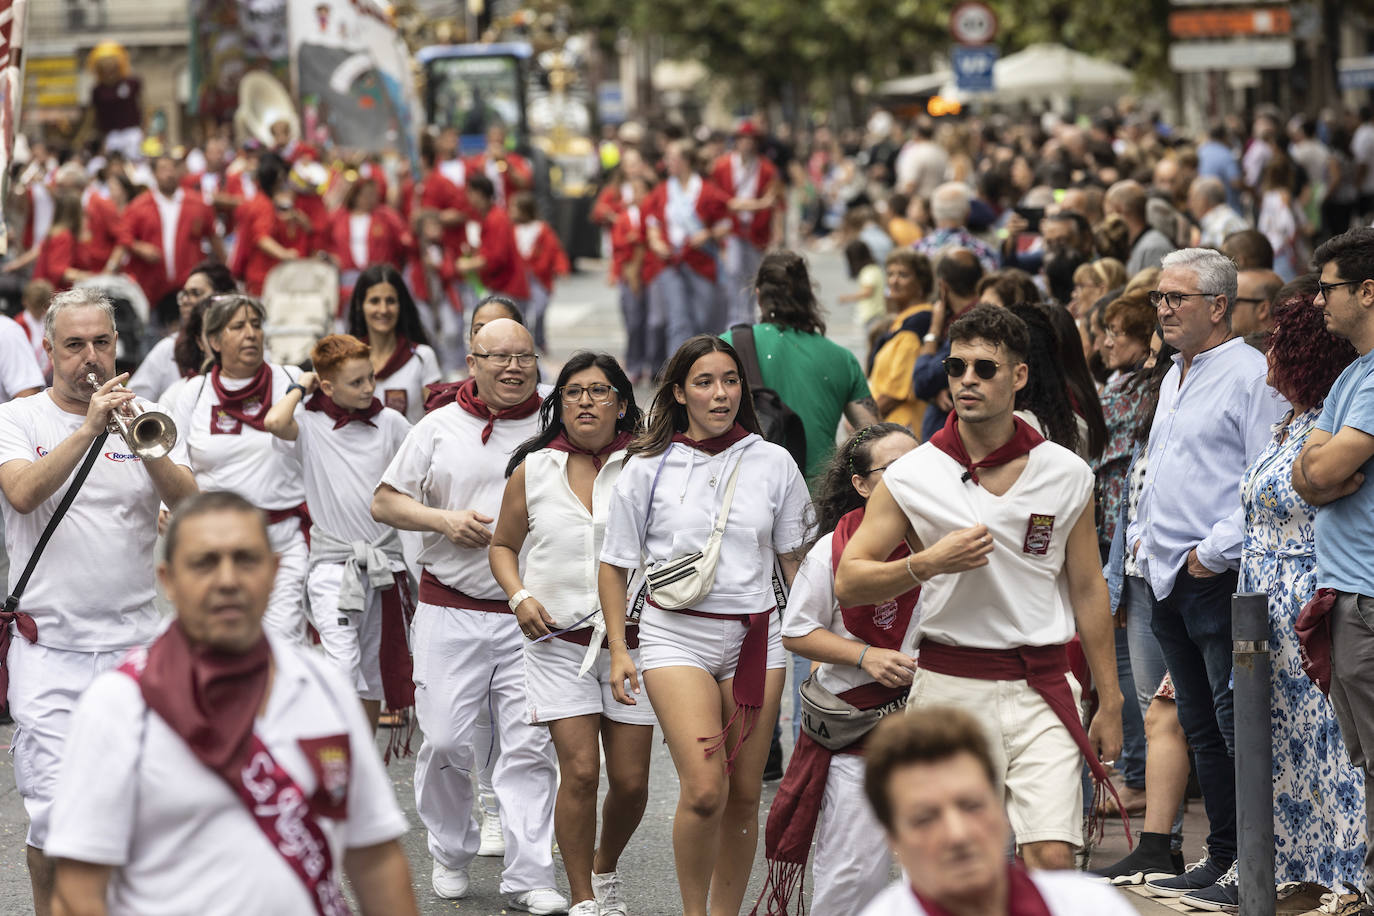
[568, 901, 600, 916]
[510, 887, 570, 914]
[592, 871, 628, 916]
[431, 861, 469, 899]
[478, 809, 506, 857]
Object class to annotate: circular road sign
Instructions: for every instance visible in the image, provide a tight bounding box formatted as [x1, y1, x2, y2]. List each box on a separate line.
[950, 1, 998, 45]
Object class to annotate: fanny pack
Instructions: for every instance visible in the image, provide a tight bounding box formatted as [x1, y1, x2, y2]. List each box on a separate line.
[798, 672, 907, 751]
[644, 451, 743, 610]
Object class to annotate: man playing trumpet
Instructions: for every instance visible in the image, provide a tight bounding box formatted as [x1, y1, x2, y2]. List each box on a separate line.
[0, 287, 197, 916]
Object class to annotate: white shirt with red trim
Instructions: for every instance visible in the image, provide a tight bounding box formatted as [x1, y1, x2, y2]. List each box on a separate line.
[374, 346, 441, 424]
[45, 631, 408, 916]
[856, 873, 1138, 916]
[0, 315, 44, 400]
[882, 440, 1093, 650]
[378, 400, 541, 599]
[0, 390, 191, 650]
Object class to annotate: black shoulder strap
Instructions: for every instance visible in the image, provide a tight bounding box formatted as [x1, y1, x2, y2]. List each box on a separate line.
[729, 323, 765, 390]
[3, 432, 109, 614]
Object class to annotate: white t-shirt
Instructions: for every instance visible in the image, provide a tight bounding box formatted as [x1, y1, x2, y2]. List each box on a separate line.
[857, 872, 1138, 916]
[600, 436, 812, 616]
[128, 335, 180, 402]
[1354, 123, 1374, 194]
[0, 390, 191, 650]
[374, 345, 441, 424]
[0, 315, 44, 402]
[151, 188, 184, 280]
[172, 367, 306, 511]
[348, 213, 370, 270]
[882, 440, 1092, 650]
[274, 405, 410, 543]
[45, 632, 408, 916]
[378, 401, 541, 599]
[781, 532, 920, 695]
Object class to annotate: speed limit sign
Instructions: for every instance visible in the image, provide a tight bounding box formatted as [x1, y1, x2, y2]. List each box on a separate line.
[950, 1, 998, 45]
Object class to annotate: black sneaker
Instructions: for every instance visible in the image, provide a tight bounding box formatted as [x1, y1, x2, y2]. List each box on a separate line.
[1090, 845, 1185, 886]
[1180, 876, 1240, 913]
[1145, 857, 1229, 897]
[763, 734, 783, 781]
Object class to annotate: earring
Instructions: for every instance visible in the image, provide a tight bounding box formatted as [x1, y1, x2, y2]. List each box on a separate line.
[618, 411, 625, 418]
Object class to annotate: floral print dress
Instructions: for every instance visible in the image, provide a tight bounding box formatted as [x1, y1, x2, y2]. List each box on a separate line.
[1240, 406, 1368, 890]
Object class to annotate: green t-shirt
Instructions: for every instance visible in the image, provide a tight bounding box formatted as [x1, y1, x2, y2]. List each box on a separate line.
[721, 323, 871, 485]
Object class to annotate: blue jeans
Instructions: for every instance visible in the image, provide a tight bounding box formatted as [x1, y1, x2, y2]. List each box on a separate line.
[1124, 575, 1169, 716]
[1114, 626, 1146, 789]
[1150, 566, 1238, 866]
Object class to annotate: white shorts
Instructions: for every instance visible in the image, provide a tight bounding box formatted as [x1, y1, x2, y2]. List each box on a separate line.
[306, 561, 400, 701]
[8, 637, 129, 848]
[906, 668, 1084, 847]
[522, 632, 657, 727]
[637, 604, 785, 681]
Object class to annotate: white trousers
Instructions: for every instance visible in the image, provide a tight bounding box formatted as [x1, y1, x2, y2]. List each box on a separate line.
[811, 754, 893, 914]
[411, 601, 557, 892]
[306, 561, 401, 700]
[264, 518, 308, 645]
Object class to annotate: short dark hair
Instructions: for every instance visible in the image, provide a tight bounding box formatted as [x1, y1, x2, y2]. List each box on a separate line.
[466, 173, 496, 200]
[1312, 227, 1374, 286]
[1220, 229, 1274, 270]
[863, 706, 998, 831]
[935, 248, 985, 299]
[948, 303, 1030, 363]
[1268, 275, 1358, 409]
[975, 268, 1039, 308]
[164, 491, 267, 563]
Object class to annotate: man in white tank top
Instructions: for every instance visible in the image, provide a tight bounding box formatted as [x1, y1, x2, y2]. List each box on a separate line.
[372, 319, 566, 915]
[836, 305, 1123, 872]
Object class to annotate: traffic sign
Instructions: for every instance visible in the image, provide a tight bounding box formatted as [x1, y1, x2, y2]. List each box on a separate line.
[1168, 6, 1292, 39]
[949, 1, 998, 45]
[952, 45, 998, 92]
[1168, 37, 1294, 71]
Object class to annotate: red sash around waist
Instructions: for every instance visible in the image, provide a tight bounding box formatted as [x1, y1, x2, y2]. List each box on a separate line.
[263, 502, 312, 549]
[418, 569, 510, 615]
[555, 622, 641, 650]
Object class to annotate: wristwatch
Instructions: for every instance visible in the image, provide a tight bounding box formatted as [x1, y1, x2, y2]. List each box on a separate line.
[922, 332, 938, 344]
[508, 589, 533, 612]
[286, 382, 307, 398]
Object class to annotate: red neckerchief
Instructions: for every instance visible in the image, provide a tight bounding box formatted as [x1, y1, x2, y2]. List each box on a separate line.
[671, 422, 751, 455]
[547, 430, 633, 470]
[128, 620, 271, 780]
[928, 410, 1045, 484]
[831, 507, 918, 648]
[369, 335, 416, 381]
[423, 380, 462, 413]
[211, 362, 274, 432]
[453, 376, 542, 444]
[913, 865, 1053, 916]
[303, 390, 383, 429]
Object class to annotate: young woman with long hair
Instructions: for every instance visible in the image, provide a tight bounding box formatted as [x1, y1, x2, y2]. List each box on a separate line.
[598, 335, 811, 916]
[345, 263, 439, 422]
[490, 351, 651, 916]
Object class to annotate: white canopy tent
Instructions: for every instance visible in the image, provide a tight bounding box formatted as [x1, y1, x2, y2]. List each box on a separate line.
[877, 43, 1135, 109]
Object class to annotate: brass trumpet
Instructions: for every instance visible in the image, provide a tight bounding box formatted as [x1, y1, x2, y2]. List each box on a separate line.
[87, 373, 178, 460]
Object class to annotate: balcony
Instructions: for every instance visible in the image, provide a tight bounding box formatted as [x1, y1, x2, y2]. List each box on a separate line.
[27, 0, 189, 50]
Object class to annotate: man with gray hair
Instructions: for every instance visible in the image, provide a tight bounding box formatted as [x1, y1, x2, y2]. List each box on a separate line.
[914, 182, 999, 273]
[1126, 249, 1287, 909]
[1187, 175, 1250, 251]
[0, 287, 197, 916]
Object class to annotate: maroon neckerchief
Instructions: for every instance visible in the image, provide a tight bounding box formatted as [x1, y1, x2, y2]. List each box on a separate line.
[913, 865, 1053, 916]
[928, 410, 1045, 484]
[211, 362, 274, 432]
[831, 507, 919, 648]
[303, 390, 383, 429]
[453, 377, 542, 444]
[750, 681, 908, 916]
[379, 572, 417, 762]
[547, 430, 634, 470]
[368, 335, 416, 381]
[671, 422, 751, 455]
[423, 380, 462, 413]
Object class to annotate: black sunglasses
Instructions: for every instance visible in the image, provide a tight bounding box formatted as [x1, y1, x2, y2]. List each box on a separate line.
[943, 356, 1001, 380]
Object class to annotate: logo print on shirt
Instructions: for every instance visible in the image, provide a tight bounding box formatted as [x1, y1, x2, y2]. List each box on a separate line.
[34, 446, 48, 457]
[873, 599, 899, 630]
[383, 389, 408, 414]
[1022, 514, 1056, 556]
[298, 734, 352, 820]
[210, 404, 243, 435]
[104, 451, 141, 462]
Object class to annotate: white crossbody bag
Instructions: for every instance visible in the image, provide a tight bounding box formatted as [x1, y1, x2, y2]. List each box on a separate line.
[644, 452, 744, 610]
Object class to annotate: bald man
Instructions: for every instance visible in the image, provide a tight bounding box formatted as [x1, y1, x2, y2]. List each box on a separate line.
[372, 319, 566, 914]
[1233, 268, 1282, 336]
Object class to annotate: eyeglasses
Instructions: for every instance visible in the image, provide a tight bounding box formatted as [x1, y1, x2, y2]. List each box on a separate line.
[1317, 279, 1363, 300]
[177, 288, 210, 305]
[560, 383, 617, 404]
[472, 347, 538, 368]
[1148, 290, 1214, 311]
[942, 356, 1001, 380]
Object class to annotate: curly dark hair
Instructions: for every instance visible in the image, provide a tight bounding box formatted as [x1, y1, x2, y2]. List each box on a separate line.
[1268, 276, 1357, 410]
[756, 250, 825, 335]
[1009, 303, 1080, 454]
[812, 423, 917, 535]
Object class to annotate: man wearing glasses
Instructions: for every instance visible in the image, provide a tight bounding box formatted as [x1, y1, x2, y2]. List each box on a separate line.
[1130, 248, 1287, 909]
[1293, 226, 1374, 914]
[837, 304, 1123, 873]
[372, 318, 567, 914]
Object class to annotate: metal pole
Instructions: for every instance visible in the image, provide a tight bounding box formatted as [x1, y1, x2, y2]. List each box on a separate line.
[1233, 591, 1274, 916]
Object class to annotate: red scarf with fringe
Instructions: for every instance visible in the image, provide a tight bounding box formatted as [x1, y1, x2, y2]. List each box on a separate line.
[378, 572, 417, 762]
[830, 507, 919, 647]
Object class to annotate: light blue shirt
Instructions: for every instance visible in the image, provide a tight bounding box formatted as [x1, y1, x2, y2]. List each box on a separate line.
[1126, 337, 1288, 599]
[1314, 349, 1374, 595]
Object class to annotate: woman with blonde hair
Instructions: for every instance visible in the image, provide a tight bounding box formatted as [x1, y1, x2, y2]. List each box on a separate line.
[1070, 258, 1128, 316]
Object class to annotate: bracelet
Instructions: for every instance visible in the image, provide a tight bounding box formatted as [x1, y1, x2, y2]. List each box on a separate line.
[905, 555, 923, 585]
[507, 589, 532, 612]
[286, 382, 307, 398]
[607, 636, 628, 649]
[857, 644, 870, 668]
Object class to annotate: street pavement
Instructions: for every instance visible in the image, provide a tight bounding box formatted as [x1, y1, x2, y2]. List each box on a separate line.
[0, 248, 1226, 914]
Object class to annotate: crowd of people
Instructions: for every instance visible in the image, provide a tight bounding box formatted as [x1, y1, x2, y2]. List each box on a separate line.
[4, 95, 1374, 916]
